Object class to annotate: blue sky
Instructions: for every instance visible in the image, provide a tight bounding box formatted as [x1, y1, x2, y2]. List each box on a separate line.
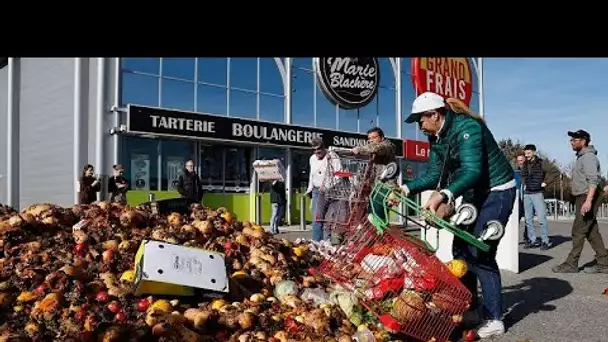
[485, 58, 608, 171]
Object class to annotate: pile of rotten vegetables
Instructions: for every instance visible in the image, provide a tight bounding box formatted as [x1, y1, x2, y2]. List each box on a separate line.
[0, 202, 402, 342]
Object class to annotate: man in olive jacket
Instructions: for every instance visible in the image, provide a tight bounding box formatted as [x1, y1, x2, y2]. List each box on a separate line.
[553, 130, 608, 274]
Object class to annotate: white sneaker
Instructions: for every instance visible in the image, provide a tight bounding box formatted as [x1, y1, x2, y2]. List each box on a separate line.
[477, 320, 505, 338]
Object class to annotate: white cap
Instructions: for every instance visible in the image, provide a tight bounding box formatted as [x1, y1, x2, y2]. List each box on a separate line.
[412, 92, 445, 114]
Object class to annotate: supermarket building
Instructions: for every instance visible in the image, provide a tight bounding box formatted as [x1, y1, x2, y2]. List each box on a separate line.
[0, 57, 483, 224]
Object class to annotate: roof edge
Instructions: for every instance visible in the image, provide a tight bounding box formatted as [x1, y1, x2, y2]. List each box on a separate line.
[0, 58, 7, 69]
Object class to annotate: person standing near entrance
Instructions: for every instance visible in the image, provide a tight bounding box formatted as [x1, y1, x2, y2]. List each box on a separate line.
[520, 144, 552, 250]
[553, 130, 608, 274]
[269, 180, 286, 235]
[177, 159, 204, 205]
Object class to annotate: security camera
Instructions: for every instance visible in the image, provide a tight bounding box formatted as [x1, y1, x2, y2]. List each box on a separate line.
[119, 124, 127, 132]
[109, 127, 117, 135]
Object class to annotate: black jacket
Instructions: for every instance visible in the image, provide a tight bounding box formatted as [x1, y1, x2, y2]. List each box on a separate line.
[108, 176, 129, 203]
[79, 176, 101, 205]
[520, 157, 546, 194]
[270, 181, 286, 204]
[177, 170, 203, 203]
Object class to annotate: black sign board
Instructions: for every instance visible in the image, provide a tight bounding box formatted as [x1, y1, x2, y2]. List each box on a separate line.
[127, 105, 403, 157]
[314, 57, 380, 110]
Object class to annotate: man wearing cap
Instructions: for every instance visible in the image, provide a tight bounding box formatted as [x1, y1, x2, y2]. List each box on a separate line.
[520, 144, 552, 250]
[402, 92, 515, 338]
[552, 130, 608, 274]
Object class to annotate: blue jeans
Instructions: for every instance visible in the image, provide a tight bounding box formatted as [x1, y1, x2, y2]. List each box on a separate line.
[270, 202, 285, 234]
[453, 187, 516, 320]
[523, 192, 549, 243]
[311, 187, 330, 242]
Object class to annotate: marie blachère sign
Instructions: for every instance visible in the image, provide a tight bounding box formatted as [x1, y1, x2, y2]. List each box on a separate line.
[127, 105, 403, 156]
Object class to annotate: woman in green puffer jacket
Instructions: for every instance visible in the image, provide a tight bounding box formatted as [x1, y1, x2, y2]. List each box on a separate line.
[402, 92, 515, 339]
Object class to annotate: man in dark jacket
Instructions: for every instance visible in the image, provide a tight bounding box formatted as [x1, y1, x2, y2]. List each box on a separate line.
[177, 160, 204, 205]
[269, 180, 286, 235]
[520, 144, 551, 250]
[553, 130, 608, 274]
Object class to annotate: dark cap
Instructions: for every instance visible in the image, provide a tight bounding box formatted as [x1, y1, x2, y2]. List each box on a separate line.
[567, 129, 591, 141]
[113, 164, 124, 170]
[311, 137, 325, 149]
[523, 144, 536, 151]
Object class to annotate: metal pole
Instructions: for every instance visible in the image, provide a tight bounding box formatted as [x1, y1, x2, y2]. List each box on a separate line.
[113, 58, 121, 166]
[73, 58, 84, 205]
[560, 173, 564, 217]
[6, 58, 19, 208]
[255, 194, 262, 225]
[148, 193, 156, 202]
[95, 58, 107, 201]
[478, 58, 484, 118]
[300, 195, 306, 230]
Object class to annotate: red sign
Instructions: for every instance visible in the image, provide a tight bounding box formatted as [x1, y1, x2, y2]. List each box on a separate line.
[403, 139, 430, 162]
[411, 58, 473, 106]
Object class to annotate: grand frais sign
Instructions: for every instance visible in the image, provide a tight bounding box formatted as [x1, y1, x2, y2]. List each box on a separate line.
[314, 57, 380, 109]
[411, 58, 473, 106]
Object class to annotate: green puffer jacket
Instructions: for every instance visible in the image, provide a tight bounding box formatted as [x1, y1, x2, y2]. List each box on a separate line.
[405, 111, 513, 202]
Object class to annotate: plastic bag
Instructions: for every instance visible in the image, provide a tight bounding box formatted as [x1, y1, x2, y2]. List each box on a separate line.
[300, 288, 331, 306]
[273, 280, 298, 300]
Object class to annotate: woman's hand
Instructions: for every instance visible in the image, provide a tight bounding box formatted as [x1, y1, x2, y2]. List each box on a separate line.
[423, 192, 445, 213]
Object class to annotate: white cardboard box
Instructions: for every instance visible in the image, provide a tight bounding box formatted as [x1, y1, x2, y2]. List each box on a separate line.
[253, 159, 285, 182]
[133, 240, 229, 296]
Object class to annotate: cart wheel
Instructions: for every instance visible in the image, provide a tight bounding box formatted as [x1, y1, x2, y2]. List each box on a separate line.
[452, 203, 478, 226]
[480, 220, 504, 241]
[380, 162, 398, 181]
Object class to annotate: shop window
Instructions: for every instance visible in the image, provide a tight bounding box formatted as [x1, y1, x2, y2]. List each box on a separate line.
[291, 62, 314, 127]
[377, 86, 397, 137]
[121, 72, 159, 107]
[229, 57, 257, 91]
[338, 108, 358, 133]
[200, 145, 224, 187]
[197, 58, 227, 86]
[259, 93, 284, 123]
[259, 58, 284, 95]
[161, 139, 196, 191]
[315, 85, 337, 130]
[229, 89, 257, 119]
[225, 147, 252, 191]
[401, 75, 418, 139]
[162, 58, 195, 81]
[357, 96, 378, 133]
[122, 58, 160, 75]
[197, 84, 227, 115]
[160, 79, 195, 111]
[122, 136, 159, 191]
[291, 150, 311, 193]
[379, 58, 396, 88]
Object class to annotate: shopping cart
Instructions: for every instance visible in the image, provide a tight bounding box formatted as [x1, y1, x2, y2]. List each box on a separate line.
[318, 222, 472, 342]
[369, 182, 506, 252]
[313, 146, 381, 236]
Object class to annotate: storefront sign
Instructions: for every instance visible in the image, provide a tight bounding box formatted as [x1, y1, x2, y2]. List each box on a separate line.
[314, 57, 380, 109]
[411, 58, 473, 106]
[127, 105, 404, 156]
[403, 139, 430, 162]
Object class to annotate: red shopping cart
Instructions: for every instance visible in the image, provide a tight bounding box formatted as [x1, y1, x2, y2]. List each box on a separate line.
[313, 147, 380, 236]
[318, 222, 472, 342]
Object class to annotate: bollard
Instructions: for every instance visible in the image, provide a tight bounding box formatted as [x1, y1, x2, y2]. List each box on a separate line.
[148, 193, 155, 202]
[554, 203, 558, 221]
[255, 194, 262, 225]
[300, 195, 306, 230]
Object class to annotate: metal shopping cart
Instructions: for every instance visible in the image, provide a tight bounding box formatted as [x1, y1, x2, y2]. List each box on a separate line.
[369, 182, 506, 252]
[318, 222, 472, 342]
[313, 146, 382, 237]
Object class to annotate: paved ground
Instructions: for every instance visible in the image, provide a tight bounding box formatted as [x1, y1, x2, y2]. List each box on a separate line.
[268, 220, 608, 342]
